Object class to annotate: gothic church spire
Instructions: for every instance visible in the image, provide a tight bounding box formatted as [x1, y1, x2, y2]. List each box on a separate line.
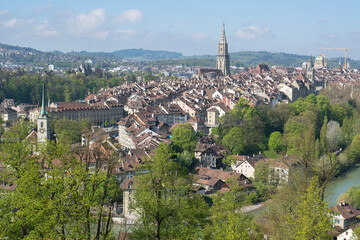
[220, 23, 227, 43]
[216, 23, 230, 76]
[40, 83, 48, 117]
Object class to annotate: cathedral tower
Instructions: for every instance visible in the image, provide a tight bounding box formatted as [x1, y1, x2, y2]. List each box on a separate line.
[37, 84, 50, 143]
[307, 55, 315, 82]
[216, 23, 230, 76]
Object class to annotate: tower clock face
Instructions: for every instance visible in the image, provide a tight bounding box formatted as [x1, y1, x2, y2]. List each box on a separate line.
[40, 128, 45, 134]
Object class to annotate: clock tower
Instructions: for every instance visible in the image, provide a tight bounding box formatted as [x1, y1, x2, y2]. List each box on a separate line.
[37, 84, 50, 143]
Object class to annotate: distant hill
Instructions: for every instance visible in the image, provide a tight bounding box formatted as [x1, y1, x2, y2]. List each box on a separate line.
[0, 43, 183, 68]
[0, 42, 359, 69]
[72, 48, 183, 61]
[151, 51, 360, 69]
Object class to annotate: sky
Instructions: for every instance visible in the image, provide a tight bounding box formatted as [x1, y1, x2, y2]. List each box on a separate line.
[1, 0, 360, 59]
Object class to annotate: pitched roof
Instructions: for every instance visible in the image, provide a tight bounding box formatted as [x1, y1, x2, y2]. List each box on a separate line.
[332, 202, 360, 220]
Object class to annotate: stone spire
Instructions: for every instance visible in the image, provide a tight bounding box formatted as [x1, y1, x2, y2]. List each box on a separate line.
[307, 54, 315, 82]
[220, 23, 227, 43]
[217, 23, 230, 76]
[40, 83, 48, 117]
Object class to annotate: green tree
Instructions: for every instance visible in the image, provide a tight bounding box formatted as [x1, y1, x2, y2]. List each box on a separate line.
[205, 182, 262, 239]
[54, 118, 81, 144]
[240, 114, 266, 154]
[337, 185, 360, 209]
[284, 116, 313, 155]
[176, 150, 194, 169]
[132, 143, 209, 240]
[0, 122, 121, 239]
[171, 123, 197, 153]
[79, 118, 91, 131]
[316, 95, 331, 118]
[254, 161, 271, 197]
[319, 116, 328, 155]
[326, 120, 341, 151]
[268, 131, 285, 153]
[347, 134, 360, 162]
[222, 127, 245, 155]
[109, 117, 116, 126]
[287, 177, 332, 240]
[222, 154, 237, 170]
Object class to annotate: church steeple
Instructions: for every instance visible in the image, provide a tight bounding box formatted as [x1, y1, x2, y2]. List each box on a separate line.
[216, 23, 230, 76]
[37, 83, 50, 143]
[220, 23, 227, 43]
[40, 83, 48, 117]
[307, 55, 315, 82]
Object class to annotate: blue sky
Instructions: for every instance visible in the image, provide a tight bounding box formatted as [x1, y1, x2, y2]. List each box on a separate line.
[1, 0, 360, 59]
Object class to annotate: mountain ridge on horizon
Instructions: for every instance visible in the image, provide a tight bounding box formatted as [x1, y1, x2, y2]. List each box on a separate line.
[0, 42, 359, 68]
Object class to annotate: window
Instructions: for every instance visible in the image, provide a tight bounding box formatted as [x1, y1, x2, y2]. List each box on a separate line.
[41, 122, 44, 128]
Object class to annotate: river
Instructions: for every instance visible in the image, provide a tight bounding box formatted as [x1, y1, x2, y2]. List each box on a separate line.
[324, 163, 360, 206]
[249, 163, 360, 218]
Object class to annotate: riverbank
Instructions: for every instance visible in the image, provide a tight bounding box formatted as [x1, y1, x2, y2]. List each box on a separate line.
[324, 163, 360, 206]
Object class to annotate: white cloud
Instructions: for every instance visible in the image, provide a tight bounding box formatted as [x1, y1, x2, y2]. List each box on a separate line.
[2, 18, 34, 29]
[192, 33, 207, 40]
[235, 25, 272, 40]
[115, 9, 144, 23]
[92, 31, 109, 40]
[2, 18, 19, 28]
[34, 22, 59, 36]
[74, 8, 106, 32]
[116, 29, 136, 35]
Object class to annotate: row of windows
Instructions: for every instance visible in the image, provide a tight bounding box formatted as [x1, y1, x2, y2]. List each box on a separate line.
[333, 218, 341, 224]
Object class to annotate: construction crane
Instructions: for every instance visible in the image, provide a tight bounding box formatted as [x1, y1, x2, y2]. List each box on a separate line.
[320, 48, 354, 69]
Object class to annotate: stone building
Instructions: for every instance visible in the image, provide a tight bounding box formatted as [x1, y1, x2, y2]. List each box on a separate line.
[29, 100, 123, 126]
[315, 54, 326, 69]
[216, 23, 230, 76]
[307, 55, 315, 82]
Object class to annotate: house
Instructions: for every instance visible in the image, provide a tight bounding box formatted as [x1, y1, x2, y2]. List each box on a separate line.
[126, 94, 147, 114]
[0, 105, 17, 122]
[187, 116, 206, 134]
[192, 174, 225, 194]
[231, 154, 267, 179]
[268, 157, 299, 185]
[206, 103, 230, 127]
[199, 145, 230, 169]
[331, 201, 360, 230]
[149, 103, 189, 128]
[193, 167, 254, 195]
[332, 225, 358, 240]
[194, 136, 216, 160]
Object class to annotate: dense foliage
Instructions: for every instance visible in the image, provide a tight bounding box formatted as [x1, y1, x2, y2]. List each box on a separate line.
[51, 118, 91, 144]
[0, 69, 125, 104]
[132, 143, 210, 239]
[0, 120, 121, 239]
[131, 143, 262, 239]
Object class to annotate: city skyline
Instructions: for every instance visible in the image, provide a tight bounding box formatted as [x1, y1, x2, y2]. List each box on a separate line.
[1, 0, 360, 59]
